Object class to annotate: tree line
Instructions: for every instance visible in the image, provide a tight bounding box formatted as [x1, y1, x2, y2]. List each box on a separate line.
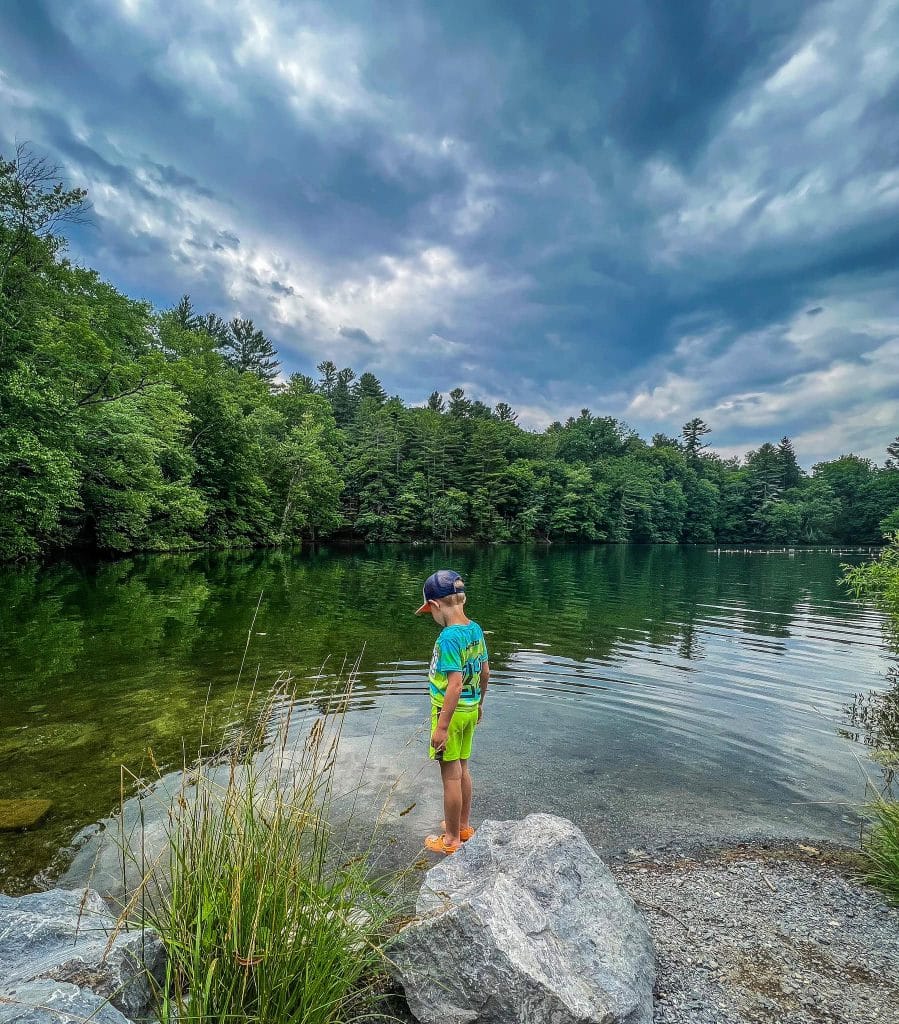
[2, 145, 898, 561]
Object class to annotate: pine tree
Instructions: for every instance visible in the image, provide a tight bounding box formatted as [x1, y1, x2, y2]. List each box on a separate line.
[494, 402, 518, 424]
[220, 318, 280, 382]
[886, 435, 899, 469]
[287, 372, 315, 394]
[330, 367, 357, 426]
[682, 418, 711, 461]
[199, 312, 229, 346]
[316, 360, 338, 399]
[470, 400, 493, 419]
[747, 443, 783, 504]
[355, 371, 386, 406]
[427, 390, 446, 413]
[448, 387, 471, 418]
[172, 294, 199, 331]
[778, 436, 801, 490]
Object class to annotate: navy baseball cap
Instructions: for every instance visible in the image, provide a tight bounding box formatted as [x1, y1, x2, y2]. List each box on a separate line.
[414, 569, 465, 614]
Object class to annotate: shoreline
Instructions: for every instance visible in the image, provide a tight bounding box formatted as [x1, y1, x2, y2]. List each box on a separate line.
[3, 832, 896, 1024]
[1, 538, 886, 569]
[609, 836, 898, 1024]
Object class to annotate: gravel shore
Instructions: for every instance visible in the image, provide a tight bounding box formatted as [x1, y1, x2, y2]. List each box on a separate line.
[611, 840, 899, 1024]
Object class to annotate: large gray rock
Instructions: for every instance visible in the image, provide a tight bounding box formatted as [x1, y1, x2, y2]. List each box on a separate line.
[0, 889, 165, 1022]
[391, 813, 655, 1024]
[0, 980, 132, 1024]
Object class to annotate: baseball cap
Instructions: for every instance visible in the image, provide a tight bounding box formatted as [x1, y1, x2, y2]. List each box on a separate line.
[414, 569, 465, 614]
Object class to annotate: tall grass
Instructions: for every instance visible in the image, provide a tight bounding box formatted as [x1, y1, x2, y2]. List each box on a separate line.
[122, 676, 403, 1024]
[862, 797, 899, 906]
[842, 536, 899, 905]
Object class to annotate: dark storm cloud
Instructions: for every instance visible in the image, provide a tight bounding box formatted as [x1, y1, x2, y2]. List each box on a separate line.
[1, 0, 897, 463]
[338, 326, 375, 345]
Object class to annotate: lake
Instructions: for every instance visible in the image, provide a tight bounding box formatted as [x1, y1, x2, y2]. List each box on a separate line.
[0, 544, 893, 893]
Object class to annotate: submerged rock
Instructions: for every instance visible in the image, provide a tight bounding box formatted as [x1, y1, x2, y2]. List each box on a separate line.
[0, 889, 165, 1022]
[390, 813, 655, 1024]
[0, 802, 52, 832]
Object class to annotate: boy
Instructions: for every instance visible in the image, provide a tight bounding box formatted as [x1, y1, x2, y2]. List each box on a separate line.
[415, 568, 489, 855]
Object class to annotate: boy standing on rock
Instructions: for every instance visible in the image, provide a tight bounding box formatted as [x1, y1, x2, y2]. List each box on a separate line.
[415, 569, 489, 855]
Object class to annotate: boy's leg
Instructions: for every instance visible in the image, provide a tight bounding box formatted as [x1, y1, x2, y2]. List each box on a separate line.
[460, 758, 472, 830]
[439, 759, 463, 846]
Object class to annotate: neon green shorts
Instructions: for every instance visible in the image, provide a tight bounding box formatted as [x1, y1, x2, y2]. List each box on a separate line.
[430, 704, 479, 762]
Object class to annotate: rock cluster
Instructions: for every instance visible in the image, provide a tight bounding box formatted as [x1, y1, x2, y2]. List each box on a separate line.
[390, 812, 655, 1024]
[0, 888, 165, 1024]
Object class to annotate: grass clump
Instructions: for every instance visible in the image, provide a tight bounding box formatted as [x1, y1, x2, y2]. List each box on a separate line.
[843, 536, 899, 904]
[862, 797, 899, 906]
[125, 678, 401, 1024]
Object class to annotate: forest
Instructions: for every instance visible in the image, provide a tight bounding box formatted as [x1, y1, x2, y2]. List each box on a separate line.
[3, 146, 899, 562]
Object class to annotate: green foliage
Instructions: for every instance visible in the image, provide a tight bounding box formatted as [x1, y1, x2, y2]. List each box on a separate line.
[881, 508, 899, 535]
[841, 538, 899, 902]
[681, 417, 711, 461]
[863, 797, 899, 905]
[131, 684, 399, 1024]
[2, 146, 897, 560]
[218, 317, 281, 382]
[842, 533, 899, 616]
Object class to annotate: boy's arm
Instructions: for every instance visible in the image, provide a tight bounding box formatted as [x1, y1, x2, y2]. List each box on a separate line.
[479, 661, 489, 720]
[432, 671, 463, 750]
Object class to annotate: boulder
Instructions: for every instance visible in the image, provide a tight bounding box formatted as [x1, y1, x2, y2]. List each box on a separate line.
[0, 980, 132, 1024]
[390, 813, 655, 1024]
[0, 889, 165, 1022]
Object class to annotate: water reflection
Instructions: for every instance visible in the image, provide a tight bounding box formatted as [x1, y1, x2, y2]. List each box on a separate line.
[0, 545, 892, 893]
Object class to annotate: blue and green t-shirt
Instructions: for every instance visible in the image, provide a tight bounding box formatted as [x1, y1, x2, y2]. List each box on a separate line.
[429, 621, 489, 709]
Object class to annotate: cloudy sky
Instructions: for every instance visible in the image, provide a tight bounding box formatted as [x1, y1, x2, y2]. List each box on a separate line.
[2, 0, 898, 464]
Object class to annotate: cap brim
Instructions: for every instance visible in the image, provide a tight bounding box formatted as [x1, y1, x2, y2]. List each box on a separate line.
[414, 601, 431, 615]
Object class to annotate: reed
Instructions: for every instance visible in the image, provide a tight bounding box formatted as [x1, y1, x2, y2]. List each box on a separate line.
[124, 674, 403, 1024]
[862, 796, 899, 906]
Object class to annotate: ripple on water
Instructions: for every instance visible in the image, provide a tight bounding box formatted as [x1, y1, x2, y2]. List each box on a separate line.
[0, 545, 893, 893]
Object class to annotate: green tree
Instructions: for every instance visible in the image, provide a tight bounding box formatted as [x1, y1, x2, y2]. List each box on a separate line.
[681, 418, 711, 461]
[198, 312, 229, 347]
[813, 456, 879, 542]
[791, 478, 840, 542]
[778, 436, 802, 490]
[881, 508, 899, 535]
[78, 385, 205, 552]
[432, 487, 468, 541]
[448, 387, 471, 419]
[427, 390, 446, 413]
[171, 294, 200, 331]
[219, 318, 280, 383]
[0, 146, 88, 557]
[269, 415, 343, 542]
[354, 372, 386, 407]
[330, 367, 358, 426]
[494, 402, 517, 423]
[681, 472, 720, 543]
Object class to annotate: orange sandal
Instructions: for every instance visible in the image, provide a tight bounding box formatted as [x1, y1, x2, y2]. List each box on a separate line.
[424, 833, 461, 855]
[442, 821, 475, 842]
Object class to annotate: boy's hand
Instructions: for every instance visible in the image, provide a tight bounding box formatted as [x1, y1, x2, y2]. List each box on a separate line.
[431, 725, 448, 752]
[477, 704, 483, 723]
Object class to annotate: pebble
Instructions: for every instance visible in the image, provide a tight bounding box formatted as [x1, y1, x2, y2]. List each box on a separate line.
[612, 840, 899, 1024]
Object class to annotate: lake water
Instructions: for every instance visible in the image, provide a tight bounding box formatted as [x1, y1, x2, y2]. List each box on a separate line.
[0, 545, 893, 893]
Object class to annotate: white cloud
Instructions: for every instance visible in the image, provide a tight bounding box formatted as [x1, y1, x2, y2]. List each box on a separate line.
[622, 281, 899, 465]
[644, 0, 899, 275]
